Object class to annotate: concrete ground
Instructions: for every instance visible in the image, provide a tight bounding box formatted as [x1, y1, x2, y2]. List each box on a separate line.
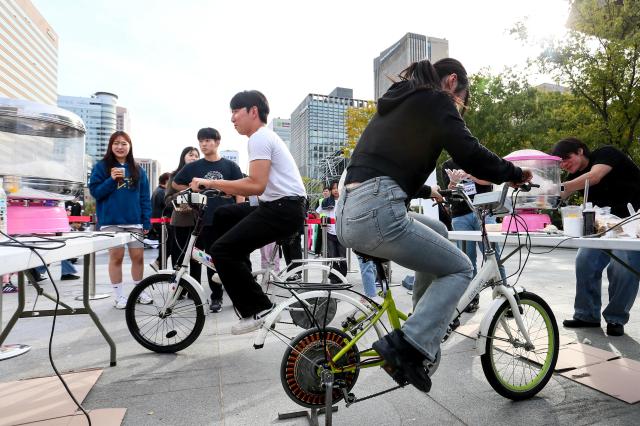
[1, 244, 639, 425]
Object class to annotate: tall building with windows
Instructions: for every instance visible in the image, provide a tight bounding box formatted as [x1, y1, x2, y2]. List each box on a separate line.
[268, 117, 291, 149]
[374, 33, 449, 100]
[58, 92, 119, 161]
[290, 87, 373, 180]
[138, 158, 160, 197]
[0, 0, 58, 105]
[116, 106, 131, 132]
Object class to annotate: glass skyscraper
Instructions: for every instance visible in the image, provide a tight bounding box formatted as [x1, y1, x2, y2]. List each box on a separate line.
[58, 92, 118, 161]
[291, 88, 372, 181]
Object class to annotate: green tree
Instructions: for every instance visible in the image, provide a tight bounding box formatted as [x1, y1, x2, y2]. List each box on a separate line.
[343, 103, 376, 158]
[536, 0, 640, 160]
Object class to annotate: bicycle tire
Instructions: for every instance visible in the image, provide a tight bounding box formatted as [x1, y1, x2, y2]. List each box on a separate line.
[480, 291, 559, 400]
[125, 273, 205, 353]
[280, 327, 360, 408]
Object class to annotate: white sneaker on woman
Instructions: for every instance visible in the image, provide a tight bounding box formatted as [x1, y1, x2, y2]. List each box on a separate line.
[114, 295, 128, 309]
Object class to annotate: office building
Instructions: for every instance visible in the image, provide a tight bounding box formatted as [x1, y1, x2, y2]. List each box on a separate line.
[138, 158, 160, 196]
[268, 117, 291, 149]
[0, 0, 58, 104]
[220, 150, 240, 165]
[116, 106, 131, 132]
[58, 92, 119, 161]
[291, 87, 373, 181]
[374, 33, 449, 100]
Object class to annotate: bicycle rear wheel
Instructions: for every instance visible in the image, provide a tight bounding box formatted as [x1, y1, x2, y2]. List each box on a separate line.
[281, 327, 360, 408]
[126, 273, 205, 353]
[480, 291, 559, 400]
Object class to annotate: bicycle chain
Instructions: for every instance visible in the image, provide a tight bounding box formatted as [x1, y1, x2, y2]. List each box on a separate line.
[342, 384, 404, 406]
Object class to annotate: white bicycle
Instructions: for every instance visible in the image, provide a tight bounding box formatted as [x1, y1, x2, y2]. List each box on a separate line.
[125, 189, 350, 353]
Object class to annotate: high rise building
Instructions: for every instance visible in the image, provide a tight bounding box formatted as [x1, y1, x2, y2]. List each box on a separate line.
[58, 92, 119, 161]
[373, 33, 449, 100]
[138, 158, 160, 197]
[0, 0, 58, 105]
[116, 106, 131, 132]
[291, 87, 373, 181]
[220, 150, 240, 165]
[268, 117, 291, 149]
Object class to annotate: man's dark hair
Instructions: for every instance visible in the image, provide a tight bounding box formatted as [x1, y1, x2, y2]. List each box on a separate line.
[230, 90, 270, 124]
[551, 137, 591, 159]
[197, 127, 221, 141]
[159, 172, 171, 185]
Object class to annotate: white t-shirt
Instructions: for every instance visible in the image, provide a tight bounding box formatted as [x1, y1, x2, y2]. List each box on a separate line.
[248, 126, 306, 202]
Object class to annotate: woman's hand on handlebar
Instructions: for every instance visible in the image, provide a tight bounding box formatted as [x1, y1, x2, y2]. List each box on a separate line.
[430, 185, 444, 203]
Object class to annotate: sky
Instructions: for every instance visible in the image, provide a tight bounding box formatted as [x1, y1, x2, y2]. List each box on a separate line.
[31, 0, 571, 174]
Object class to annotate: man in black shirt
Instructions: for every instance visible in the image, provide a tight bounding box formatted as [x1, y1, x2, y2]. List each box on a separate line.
[173, 128, 244, 313]
[552, 138, 640, 336]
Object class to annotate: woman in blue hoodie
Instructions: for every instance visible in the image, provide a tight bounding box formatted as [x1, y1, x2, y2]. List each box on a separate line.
[89, 131, 151, 309]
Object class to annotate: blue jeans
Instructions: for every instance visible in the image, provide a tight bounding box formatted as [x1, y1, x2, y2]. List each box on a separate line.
[451, 211, 507, 281]
[36, 260, 77, 277]
[337, 177, 473, 361]
[574, 248, 640, 325]
[357, 256, 378, 297]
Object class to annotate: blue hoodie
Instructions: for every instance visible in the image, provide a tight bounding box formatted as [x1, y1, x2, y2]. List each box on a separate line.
[89, 160, 151, 230]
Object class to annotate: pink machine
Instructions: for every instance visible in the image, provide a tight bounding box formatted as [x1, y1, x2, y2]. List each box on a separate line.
[501, 149, 562, 233]
[0, 98, 86, 235]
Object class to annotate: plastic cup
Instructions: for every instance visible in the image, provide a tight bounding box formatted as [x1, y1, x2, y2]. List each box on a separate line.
[561, 206, 583, 237]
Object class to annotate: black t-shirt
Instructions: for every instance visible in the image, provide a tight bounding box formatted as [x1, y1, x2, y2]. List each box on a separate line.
[441, 159, 492, 217]
[567, 146, 640, 217]
[173, 158, 243, 225]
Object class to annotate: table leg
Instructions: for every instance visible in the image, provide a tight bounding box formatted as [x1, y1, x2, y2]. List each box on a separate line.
[0, 272, 31, 360]
[81, 253, 117, 366]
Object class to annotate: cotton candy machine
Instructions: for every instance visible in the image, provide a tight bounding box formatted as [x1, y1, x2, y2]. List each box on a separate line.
[501, 149, 562, 232]
[0, 97, 86, 234]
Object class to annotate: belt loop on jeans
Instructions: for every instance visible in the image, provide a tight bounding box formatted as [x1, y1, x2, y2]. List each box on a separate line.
[373, 177, 380, 196]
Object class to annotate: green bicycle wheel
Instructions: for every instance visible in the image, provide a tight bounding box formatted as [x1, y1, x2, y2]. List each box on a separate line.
[480, 291, 559, 400]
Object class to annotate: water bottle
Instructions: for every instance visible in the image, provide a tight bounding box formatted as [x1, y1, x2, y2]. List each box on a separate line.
[0, 177, 8, 241]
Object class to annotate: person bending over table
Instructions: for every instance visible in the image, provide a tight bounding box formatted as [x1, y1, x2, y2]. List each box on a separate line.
[552, 137, 640, 337]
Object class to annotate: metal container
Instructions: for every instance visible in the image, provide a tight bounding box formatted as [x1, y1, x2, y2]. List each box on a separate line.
[0, 97, 86, 200]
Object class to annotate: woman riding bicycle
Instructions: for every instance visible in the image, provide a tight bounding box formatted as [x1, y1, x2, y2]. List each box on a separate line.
[336, 58, 531, 393]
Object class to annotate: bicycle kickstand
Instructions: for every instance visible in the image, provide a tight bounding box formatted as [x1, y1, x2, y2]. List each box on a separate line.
[322, 369, 334, 426]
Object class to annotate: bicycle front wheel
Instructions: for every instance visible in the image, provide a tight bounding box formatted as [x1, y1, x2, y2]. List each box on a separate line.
[126, 273, 205, 353]
[480, 291, 559, 400]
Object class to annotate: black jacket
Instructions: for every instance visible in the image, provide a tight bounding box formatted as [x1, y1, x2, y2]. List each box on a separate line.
[346, 81, 523, 199]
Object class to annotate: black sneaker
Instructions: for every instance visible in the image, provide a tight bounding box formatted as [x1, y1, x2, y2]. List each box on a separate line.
[209, 298, 223, 313]
[372, 330, 431, 393]
[562, 318, 600, 328]
[606, 323, 624, 336]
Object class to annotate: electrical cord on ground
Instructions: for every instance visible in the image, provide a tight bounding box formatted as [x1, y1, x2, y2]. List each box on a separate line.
[0, 230, 92, 426]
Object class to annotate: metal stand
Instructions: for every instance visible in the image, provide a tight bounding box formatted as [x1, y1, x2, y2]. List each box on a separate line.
[278, 370, 337, 426]
[75, 252, 109, 301]
[0, 273, 31, 361]
[160, 221, 167, 269]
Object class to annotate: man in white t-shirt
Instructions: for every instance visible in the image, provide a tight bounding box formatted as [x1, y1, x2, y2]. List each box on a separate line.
[190, 90, 307, 334]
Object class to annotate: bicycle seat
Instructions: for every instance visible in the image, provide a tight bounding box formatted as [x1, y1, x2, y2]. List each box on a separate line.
[353, 250, 389, 264]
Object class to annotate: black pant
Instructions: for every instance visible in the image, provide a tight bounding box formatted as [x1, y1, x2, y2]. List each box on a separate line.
[281, 231, 303, 272]
[327, 233, 347, 283]
[155, 224, 173, 266]
[209, 199, 305, 317]
[172, 225, 222, 299]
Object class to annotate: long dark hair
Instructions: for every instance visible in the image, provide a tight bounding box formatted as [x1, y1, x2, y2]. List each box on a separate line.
[399, 58, 470, 114]
[173, 146, 200, 175]
[103, 131, 140, 185]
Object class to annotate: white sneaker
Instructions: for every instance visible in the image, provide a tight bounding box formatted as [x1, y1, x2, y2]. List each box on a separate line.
[137, 290, 153, 304]
[114, 295, 128, 309]
[149, 260, 159, 272]
[231, 304, 276, 335]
